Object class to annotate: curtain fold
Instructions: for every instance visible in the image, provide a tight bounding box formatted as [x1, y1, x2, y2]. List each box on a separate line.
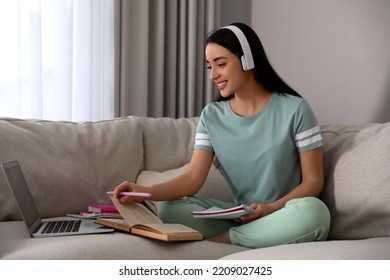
[0, 0, 115, 122]
[115, 0, 221, 118]
[0, 0, 221, 121]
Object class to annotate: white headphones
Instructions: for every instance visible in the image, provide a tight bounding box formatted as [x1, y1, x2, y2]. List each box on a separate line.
[220, 25, 255, 71]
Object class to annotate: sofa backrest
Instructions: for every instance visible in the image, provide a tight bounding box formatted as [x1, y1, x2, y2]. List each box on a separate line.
[136, 117, 198, 171]
[0, 117, 143, 221]
[320, 123, 390, 240]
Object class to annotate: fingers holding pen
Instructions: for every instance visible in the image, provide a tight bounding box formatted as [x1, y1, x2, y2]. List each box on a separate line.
[112, 181, 150, 203]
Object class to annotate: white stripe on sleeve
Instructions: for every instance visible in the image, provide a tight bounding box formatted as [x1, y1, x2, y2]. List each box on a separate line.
[295, 125, 321, 141]
[195, 133, 212, 147]
[296, 134, 323, 148]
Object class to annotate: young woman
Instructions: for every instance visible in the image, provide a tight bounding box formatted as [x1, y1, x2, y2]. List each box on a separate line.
[113, 23, 330, 249]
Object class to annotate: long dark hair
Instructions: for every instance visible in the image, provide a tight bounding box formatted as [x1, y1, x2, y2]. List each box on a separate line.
[206, 23, 302, 101]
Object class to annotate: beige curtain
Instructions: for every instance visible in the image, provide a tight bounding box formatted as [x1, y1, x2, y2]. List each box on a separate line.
[114, 0, 221, 118]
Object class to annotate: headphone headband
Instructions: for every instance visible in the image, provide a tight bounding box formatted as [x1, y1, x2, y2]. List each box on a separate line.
[220, 25, 255, 71]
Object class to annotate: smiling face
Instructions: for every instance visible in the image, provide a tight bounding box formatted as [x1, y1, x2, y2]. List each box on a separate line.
[205, 43, 249, 98]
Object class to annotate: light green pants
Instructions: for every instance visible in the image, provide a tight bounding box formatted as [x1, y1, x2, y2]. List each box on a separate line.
[158, 196, 330, 249]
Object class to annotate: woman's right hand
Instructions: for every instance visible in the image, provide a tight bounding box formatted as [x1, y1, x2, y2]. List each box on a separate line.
[113, 181, 148, 203]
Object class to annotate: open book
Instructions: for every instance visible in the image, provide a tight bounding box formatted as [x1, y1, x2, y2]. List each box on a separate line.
[192, 204, 254, 219]
[95, 197, 203, 242]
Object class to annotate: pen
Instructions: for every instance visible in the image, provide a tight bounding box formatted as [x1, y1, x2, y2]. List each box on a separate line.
[106, 191, 152, 198]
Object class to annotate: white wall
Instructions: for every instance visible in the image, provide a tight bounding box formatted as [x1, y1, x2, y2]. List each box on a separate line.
[221, 0, 251, 26]
[251, 0, 390, 125]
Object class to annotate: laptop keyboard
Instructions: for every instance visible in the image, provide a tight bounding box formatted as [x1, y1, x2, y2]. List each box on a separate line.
[41, 220, 81, 234]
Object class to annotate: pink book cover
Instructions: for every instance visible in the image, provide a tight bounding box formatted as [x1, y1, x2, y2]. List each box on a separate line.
[88, 204, 119, 214]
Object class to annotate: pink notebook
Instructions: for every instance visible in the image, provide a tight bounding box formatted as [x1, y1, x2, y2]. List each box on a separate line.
[88, 204, 119, 214]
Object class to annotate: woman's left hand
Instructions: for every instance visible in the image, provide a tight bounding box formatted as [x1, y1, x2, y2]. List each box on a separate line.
[235, 203, 276, 223]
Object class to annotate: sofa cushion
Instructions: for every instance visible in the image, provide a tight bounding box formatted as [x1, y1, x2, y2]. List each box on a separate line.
[0, 117, 143, 221]
[0, 220, 247, 259]
[221, 237, 390, 260]
[136, 164, 234, 203]
[137, 117, 198, 172]
[320, 123, 390, 240]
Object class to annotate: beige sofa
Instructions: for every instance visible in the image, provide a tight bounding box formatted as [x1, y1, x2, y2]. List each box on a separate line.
[0, 116, 389, 259]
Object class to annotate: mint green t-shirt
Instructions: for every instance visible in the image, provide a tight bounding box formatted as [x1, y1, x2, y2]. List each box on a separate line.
[194, 93, 323, 205]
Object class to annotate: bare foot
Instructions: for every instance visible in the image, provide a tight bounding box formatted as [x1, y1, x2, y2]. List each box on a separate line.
[207, 231, 231, 244]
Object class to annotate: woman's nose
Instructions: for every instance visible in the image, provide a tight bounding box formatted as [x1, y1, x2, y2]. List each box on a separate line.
[209, 67, 220, 81]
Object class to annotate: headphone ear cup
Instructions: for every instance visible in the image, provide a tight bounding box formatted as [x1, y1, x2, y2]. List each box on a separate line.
[220, 25, 255, 71]
[241, 56, 248, 71]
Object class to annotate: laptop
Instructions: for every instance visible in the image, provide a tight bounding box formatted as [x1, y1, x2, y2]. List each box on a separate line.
[1, 160, 114, 237]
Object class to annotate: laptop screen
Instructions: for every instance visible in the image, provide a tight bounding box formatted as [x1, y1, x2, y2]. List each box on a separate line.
[2, 161, 41, 234]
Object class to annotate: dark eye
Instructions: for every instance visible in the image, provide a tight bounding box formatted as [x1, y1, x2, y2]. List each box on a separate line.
[218, 63, 225, 68]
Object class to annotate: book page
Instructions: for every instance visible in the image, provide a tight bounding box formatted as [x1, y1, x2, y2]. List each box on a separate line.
[131, 223, 203, 241]
[110, 197, 162, 226]
[134, 223, 199, 234]
[192, 204, 254, 219]
[95, 218, 131, 232]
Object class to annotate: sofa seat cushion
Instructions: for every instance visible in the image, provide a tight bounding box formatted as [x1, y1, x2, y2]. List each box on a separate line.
[0, 117, 144, 221]
[221, 237, 390, 260]
[320, 123, 390, 240]
[0, 220, 248, 260]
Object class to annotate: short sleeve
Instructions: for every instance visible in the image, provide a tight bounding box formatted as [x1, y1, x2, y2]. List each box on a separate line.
[194, 110, 214, 152]
[293, 100, 324, 152]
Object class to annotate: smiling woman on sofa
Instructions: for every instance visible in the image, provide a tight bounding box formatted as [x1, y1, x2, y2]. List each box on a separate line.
[113, 23, 331, 249]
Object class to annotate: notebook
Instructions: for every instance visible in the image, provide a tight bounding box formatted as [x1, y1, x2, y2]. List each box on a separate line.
[1, 160, 114, 238]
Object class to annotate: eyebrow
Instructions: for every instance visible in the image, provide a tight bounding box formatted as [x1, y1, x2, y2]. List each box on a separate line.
[206, 56, 228, 64]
